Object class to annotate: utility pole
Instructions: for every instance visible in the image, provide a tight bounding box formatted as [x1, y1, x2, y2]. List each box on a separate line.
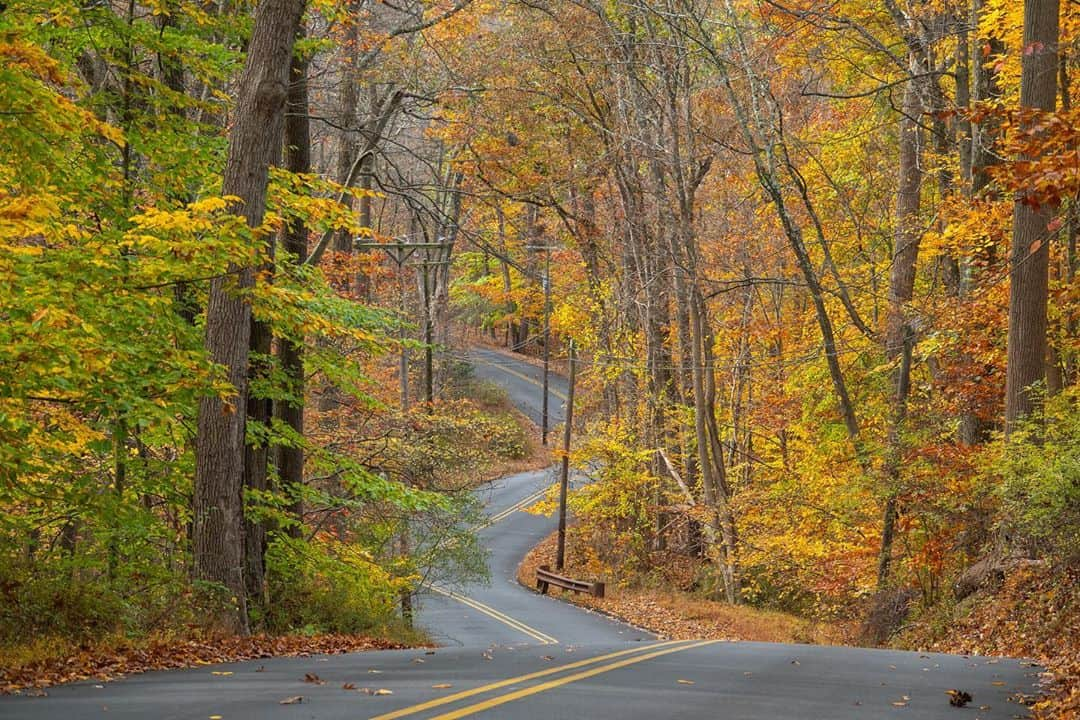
[354, 239, 450, 409]
[541, 247, 551, 444]
[421, 257, 435, 406]
[355, 237, 449, 629]
[526, 244, 554, 445]
[555, 339, 576, 571]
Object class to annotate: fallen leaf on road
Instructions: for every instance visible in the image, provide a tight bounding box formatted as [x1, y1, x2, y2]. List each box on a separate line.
[342, 683, 356, 690]
[211, 671, 233, 676]
[992, 681, 1006, 686]
[303, 673, 324, 685]
[279, 696, 303, 705]
[209, 716, 222, 719]
[892, 701, 907, 707]
[411, 658, 425, 664]
[677, 679, 695, 685]
[946, 689, 972, 707]
[368, 669, 382, 674]
[425, 651, 435, 655]
[374, 688, 393, 696]
[432, 684, 452, 689]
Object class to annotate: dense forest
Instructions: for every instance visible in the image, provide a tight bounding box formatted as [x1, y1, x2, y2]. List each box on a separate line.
[2, 0, 1078, 713]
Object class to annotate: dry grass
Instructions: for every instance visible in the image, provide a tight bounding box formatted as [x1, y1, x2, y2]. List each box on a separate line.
[517, 531, 847, 645]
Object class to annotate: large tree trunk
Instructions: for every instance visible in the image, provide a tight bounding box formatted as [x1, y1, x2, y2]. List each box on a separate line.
[193, 0, 306, 636]
[1005, 0, 1059, 434]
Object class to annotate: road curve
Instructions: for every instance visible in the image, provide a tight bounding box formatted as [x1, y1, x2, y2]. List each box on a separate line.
[1, 347, 1039, 719]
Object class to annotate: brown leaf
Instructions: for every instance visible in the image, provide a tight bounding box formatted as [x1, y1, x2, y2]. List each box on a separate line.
[677, 679, 695, 685]
[342, 682, 356, 690]
[279, 696, 303, 705]
[431, 683, 452, 689]
[303, 673, 324, 685]
[948, 689, 973, 707]
[374, 688, 393, 696]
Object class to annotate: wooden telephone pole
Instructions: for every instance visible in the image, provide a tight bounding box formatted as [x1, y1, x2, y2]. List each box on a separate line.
[355, 238, 452, 628]
[526, 244, 555, 445]
[555, 340, 576, 571]
[354, 239, 452, 408]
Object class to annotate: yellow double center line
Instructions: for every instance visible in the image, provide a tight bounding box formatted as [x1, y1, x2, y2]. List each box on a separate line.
[431, 486, 552, 639]
[480, 486, 550, 528]
[370, 639, 715, 720]
[476, 357, 568, 401]
[427, 586, 558, 645]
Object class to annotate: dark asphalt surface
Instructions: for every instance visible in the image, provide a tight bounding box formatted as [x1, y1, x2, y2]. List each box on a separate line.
[2, 347, 1040, 718]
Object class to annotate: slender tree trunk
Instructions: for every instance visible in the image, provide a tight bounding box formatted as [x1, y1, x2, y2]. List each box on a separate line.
[244, 317, 272, 605]
[690, 290, 738, 603]
[333, 9, 360, 255]
[1061, 56, 1079, 387]
[276, 37, 310, 539]
[194, 0, 306, 636]
[879, 72, 924, 587]
[959, 0, 1005, 444]
[1005, 0, 1059, 434]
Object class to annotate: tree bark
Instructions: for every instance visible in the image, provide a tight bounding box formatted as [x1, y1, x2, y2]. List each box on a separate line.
[879, 69, 924, 587]
[194, 0, 306, 636]
[276, 38, 310, 538]
[959, 0, 1005, 444]
[1005, 0, 1059, 434]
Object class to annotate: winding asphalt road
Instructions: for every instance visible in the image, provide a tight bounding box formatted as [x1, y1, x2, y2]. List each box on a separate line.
[2, 347, 1040, 718]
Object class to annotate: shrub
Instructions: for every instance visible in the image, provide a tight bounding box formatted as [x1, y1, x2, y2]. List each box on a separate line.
[997, 387, 1080, 564]
[263, 534, 404, 635]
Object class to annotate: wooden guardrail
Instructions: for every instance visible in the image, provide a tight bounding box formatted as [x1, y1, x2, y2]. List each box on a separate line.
[536, 564, 605, 598]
